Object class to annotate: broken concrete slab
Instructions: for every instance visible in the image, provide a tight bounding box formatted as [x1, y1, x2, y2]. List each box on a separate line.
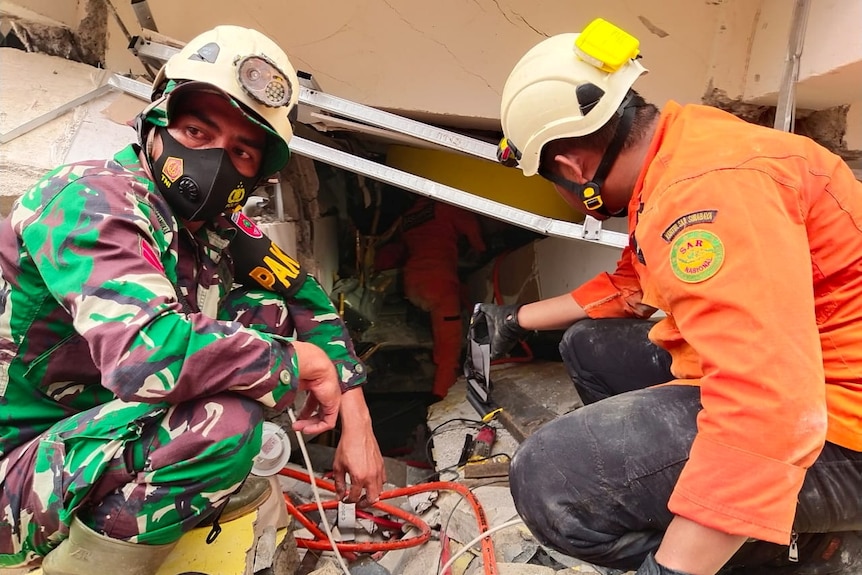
[306, 558, 344, 575]
[489, 523, 539, 564]
[0, 48, 132, 212]
[442, 485, 518, 537]
[477, 564, 557, 575]
[387, 536, 446, 575]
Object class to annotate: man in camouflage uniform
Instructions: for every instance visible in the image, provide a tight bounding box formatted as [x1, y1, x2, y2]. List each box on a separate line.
[0, 26, 384, 574]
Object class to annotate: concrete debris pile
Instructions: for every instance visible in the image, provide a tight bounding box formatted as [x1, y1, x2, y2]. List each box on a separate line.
[273, 378, 625, 575]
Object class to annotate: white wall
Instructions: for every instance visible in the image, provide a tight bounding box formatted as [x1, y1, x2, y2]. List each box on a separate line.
[743, 0, 862, 108]
[3, 0, 726, 128]
[7, 0, 860, 121]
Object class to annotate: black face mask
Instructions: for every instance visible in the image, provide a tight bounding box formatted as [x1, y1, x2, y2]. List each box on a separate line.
[150, 128, 252, 221]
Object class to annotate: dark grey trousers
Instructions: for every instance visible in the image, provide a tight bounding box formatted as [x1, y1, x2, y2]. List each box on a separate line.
[509, 318, 862, 571]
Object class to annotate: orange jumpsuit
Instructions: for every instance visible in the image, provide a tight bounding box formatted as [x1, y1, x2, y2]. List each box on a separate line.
[571, 101, 862, 544]
[401, 198, 486, 398]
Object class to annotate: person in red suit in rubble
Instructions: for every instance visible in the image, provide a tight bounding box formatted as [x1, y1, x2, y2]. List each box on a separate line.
[400, 197, 486, 401]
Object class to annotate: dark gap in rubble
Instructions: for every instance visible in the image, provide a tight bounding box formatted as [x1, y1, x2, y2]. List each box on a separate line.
[703, 86, 860, 162]
[0, 28, 26, 50]
[0, 0, 107, 68]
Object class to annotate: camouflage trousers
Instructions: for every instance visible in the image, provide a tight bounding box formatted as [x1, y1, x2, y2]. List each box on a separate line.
[0, 288, 299, 568]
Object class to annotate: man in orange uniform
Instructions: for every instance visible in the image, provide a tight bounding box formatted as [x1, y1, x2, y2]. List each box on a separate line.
[401, 197, 486, 401]
[475, 18, 862, 575]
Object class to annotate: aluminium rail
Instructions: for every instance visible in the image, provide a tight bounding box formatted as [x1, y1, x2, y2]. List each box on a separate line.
[113, 70, 626, 248]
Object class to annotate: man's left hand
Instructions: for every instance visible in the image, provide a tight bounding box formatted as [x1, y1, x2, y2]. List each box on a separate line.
[333, 387, 386, 505]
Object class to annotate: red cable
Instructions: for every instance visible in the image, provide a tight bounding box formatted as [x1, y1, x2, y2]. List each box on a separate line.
[278, 467, 499, 575]
[290, 497, 431, 553]
[355, 508, 404, 532]
[283, 492, 360, 563]
[279, 467, 431, 553]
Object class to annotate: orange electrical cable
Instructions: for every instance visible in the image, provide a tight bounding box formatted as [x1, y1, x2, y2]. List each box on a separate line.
[280, 467, 431, 553]
[278, 467, 500, 575]
[289, 497, 431, 553]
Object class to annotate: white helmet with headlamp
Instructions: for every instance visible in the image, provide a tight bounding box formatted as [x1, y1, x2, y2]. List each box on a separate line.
[137, 25, 299, 221]
[498, 18, 647, 178]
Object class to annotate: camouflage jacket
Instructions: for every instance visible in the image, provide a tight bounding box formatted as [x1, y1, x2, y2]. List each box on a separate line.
[0, 144, 365, 456]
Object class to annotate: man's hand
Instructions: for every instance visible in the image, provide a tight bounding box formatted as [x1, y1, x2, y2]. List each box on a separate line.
[333, 387, 386, 506]
[471, 303, 528, 360]
[290, 341, 341, 435]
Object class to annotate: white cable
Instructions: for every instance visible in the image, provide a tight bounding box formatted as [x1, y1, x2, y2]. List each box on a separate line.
[287, 407, 352, 575]
[437, 517, 525, 575]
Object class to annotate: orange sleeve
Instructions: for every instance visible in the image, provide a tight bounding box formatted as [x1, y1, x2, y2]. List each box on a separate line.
[638, 170, 827, 544]
[570, 246, 656, 319]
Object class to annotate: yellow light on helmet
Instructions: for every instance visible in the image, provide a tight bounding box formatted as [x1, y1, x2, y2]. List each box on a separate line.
[574, 18, 640, 73]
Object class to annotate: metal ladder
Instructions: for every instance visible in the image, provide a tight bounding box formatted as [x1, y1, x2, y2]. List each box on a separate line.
[126, 28, 627, 248]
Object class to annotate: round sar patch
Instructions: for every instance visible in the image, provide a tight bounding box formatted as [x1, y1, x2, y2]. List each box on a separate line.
[670, 229, 724, 283]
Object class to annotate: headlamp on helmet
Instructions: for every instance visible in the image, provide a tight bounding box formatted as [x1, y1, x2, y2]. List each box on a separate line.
[573, 18, 641, 73]
[236, 54, 293, 108]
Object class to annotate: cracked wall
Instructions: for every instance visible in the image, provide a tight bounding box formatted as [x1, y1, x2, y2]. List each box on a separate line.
[5, 0, 861, 136]
[95, 0, 728, 129]
[3, 0, 860, 174]
[702, 0, 862, 163]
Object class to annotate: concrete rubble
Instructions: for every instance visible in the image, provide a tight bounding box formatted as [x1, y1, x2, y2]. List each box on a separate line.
[276, 372, 633, 575]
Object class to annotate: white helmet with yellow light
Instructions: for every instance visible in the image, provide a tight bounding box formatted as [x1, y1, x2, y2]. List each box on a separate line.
[498, 18, 647, 178]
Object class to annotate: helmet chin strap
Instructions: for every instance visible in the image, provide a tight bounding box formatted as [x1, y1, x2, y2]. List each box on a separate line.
[540, 94, 637, 218]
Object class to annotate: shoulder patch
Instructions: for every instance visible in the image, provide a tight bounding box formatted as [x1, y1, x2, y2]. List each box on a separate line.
[661, 210, 718, 242]
[140, 238, 164, 272]
[669, 229, 724, 283]
[231, 211, 263, 238]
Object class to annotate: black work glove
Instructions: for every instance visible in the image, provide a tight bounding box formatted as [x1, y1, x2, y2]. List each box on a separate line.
[470, 303, 529, 360]
[635, 553, 696, 575]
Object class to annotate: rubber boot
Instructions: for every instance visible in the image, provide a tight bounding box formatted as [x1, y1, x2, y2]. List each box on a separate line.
[198, 474, 273, 526]
[221, 475, 273, 523]
[42, 517, 177, 575]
